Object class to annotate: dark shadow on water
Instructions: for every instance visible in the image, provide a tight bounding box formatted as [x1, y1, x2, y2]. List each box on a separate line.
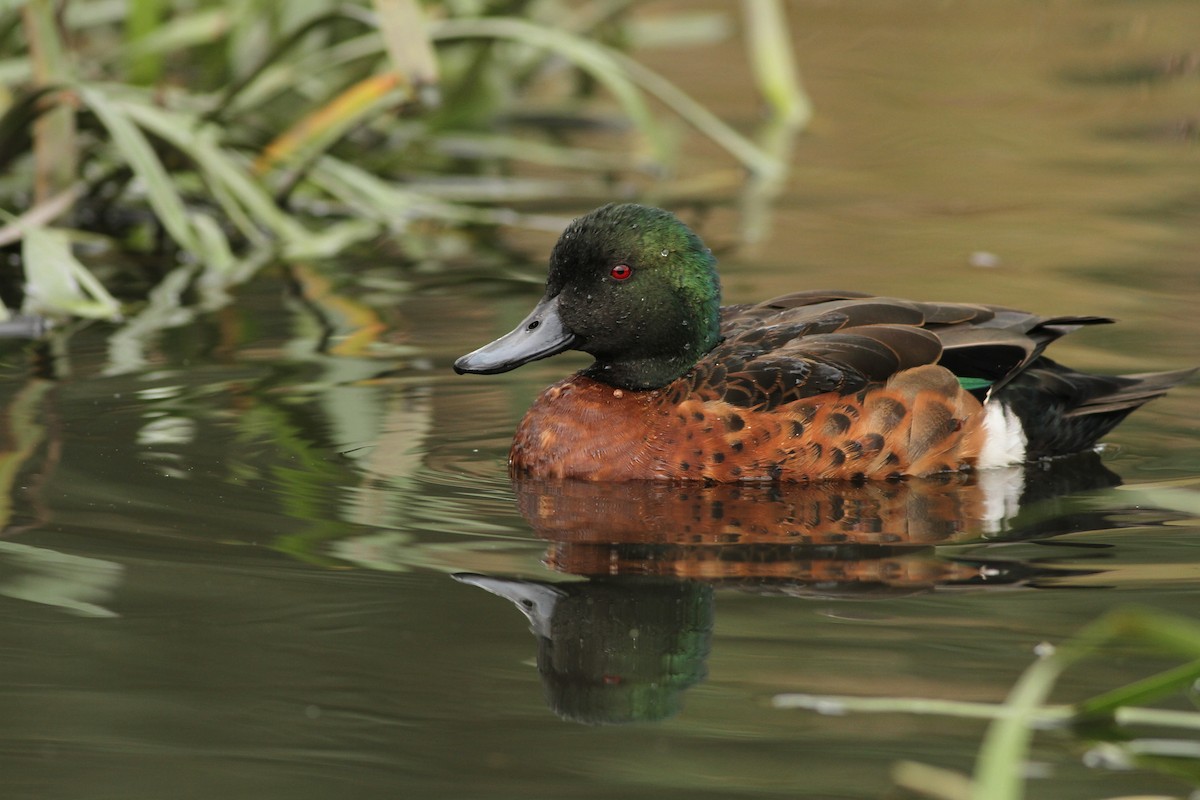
[455, 455, 1136, 725]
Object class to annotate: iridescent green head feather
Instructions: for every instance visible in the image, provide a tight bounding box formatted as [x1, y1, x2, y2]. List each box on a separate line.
[550, 204, 721, 388]
[455, 203, 723, 390]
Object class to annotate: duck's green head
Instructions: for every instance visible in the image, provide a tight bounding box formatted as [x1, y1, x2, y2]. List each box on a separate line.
[454, 204, 722, 390]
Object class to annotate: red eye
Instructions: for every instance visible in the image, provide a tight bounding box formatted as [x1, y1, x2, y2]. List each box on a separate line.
[610, 264, 633, 281]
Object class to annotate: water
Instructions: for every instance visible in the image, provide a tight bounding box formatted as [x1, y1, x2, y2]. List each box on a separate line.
[3, 3, 1200, 798]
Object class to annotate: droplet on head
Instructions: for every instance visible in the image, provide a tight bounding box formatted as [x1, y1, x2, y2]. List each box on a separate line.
[613, 389, 624, 398]
[660, 249, 669, 257]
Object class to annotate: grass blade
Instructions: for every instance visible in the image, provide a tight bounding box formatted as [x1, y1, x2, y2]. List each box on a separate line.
[123, 0, 166, 85]
[21, 226, 121, 320]
[610, 49, 783, 179]
[78, 84, 202, 254]
[254, 72, 406, 175]
[774, 607, 1200, 800]
[972, 646, 1070, 800]
[189, 212, 236, 276]
[431, 16, 782, 179]
[430, 16, 670, 165]
[122, 7, 231, 71]
[309, 155, 452, 224]
[0, 181, 82, 247]
[0, 86, 58, 174]
[371, 0, 439, 107]
[209, 9, 367, 121]
[22, 0, 77, 201]
[892, 761, 973, 800]
[741, 0, 811, 128]
[112, 90, 312, 245]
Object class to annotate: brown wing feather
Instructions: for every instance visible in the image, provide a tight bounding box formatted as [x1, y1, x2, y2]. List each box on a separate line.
[753, 290, 873, 308]
[696, 293, 1118, 413]
[697, 298, 948, 410]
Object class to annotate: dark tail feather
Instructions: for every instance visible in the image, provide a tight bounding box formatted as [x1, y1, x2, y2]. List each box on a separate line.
[997, 359, 1196, 459]
[1065, 368, 1197, 416]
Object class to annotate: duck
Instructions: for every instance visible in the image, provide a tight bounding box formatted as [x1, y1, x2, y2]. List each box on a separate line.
[454, 203, 1194, 482]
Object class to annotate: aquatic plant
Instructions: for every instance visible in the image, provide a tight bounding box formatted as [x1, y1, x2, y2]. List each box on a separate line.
[775, 607, 1200, 799]
[0, 0, 807, 325]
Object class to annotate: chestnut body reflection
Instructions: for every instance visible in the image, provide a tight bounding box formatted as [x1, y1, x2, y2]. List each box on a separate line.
[457, 456, 1120, 722]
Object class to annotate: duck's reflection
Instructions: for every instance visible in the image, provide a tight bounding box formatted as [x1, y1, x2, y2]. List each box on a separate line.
[456, 574, 712, 725]
[456, 455, 1120, 724]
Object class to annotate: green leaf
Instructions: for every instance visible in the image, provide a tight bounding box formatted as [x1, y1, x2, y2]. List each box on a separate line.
[371, 0, 439, 106]
[122, 7, 230, 74]
[77, 84, 202, 254]
[430, 16, 671, 166]
[189, 211, 235, 276]
[113, 92, 311, 244]
[123, 0, 167, 84]
[21, 226, 121, 320]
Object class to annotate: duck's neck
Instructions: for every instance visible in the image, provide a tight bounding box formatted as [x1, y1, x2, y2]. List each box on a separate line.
[583, 351, 704, 391]
[584, 310, 721, 391]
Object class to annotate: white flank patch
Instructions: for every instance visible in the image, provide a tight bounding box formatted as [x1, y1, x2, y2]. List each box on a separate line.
[977, 466, 1026, 535]
[977, 401, 1027, 470]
